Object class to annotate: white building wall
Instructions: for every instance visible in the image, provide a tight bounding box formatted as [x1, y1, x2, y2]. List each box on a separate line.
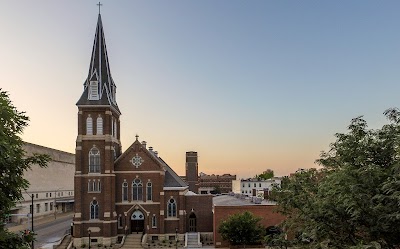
[231, 177, 282, 197]
[10, 143, 75, 224]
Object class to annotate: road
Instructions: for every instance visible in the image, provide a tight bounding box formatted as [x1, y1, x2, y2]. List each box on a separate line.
[35, 215, 72, 249]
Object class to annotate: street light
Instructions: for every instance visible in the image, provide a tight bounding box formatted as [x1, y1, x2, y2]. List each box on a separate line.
[88, 229, 91, 249]
[24, 191, 34, 249]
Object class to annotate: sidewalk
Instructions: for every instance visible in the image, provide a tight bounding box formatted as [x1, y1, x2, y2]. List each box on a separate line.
[7, 212, 74, 233]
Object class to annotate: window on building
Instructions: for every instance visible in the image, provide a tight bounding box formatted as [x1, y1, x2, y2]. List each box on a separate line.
[96, 116, 103, 135]
[167, 198, 177, 217]
[88, 179, 101, 192]
[122, 181, 128, 201]
[259, 183, 261, 187]
[132, 178, 143, 201]
[90, 200, 99, 219]
[50, 202, 53, 211]
[86, 115, 93, 135]
[50, 193, 52, 197]
[89, 81, 99, 100]
[254, 183, 256, 187]
[114, 120, 117, 138]
[242, 183, 244, 188]
[36, 204, 40, 213]
[118, 215, 123, 229]
[36, 194, 38, 198]
[147, 182, 152, 201]
[45, 203, 48, 211]
[152, 214, 157, 228]
[46, 193, 48, 198]
[248, 183, 250, 187]
[89, 147, 100, 173]
[30, 205, 33, 214]
[111, 117, 114, 137]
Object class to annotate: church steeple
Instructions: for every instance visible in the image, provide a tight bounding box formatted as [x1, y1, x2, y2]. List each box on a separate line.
[77, 13, 120, 114]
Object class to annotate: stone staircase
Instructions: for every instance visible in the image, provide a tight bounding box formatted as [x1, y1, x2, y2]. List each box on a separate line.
[186, 232, 202, 248]
[121, 233, 143, 249]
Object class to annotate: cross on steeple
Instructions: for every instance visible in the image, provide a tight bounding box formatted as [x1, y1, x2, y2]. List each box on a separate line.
[97, 2, 102, 14]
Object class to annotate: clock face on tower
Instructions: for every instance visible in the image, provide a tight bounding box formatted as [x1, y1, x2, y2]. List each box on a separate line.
[131, 153, 144, 168]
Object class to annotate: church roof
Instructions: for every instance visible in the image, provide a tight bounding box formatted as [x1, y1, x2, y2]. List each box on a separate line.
[158, 157, 188, 188]
[77, 14, 120, 114]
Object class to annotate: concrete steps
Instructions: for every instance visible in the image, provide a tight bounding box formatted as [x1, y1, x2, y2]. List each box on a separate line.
[121, 233, 143, 249]
[186, 233, 202, 248]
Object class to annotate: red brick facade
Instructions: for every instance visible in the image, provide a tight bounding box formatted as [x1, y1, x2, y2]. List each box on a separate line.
[73, 13, 213, 247]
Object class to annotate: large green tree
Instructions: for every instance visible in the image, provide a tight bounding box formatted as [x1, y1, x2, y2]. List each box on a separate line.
[218, 211, 265, 248]
[271, 110, 400, 248]
[0, 89, 49, 248]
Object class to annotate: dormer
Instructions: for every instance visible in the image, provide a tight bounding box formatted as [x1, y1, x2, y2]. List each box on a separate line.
[89, 81, 100, 100]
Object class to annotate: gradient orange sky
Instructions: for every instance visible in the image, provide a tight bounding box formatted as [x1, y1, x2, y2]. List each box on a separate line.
[2, 1, 399, 178]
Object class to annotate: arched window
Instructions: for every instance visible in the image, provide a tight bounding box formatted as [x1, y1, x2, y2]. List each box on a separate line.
[132, 178, 143, 201]
[96, 116, 103, 135]
[111, 117, 114, 137]
[152, 214, 157, 228]
[90, 200, 99, 219]
[89, 147, 100, 173]
[167, 198, 177, 217]
[86, 115, 93, 135]
[147, 182, 152, 201]
[118, 215, 123, 228]
[122, 181, 128, 201]
[114, 120, 117, 138]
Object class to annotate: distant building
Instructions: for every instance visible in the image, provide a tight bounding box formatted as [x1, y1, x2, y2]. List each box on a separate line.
[8, 142, 75, 225]
[198, 173, 236, 194]
[232, 177, 282, 197]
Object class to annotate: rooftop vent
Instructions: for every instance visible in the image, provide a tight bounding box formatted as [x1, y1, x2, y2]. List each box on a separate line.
[141, 141, 147, 148]
[149, 146, 153, 152]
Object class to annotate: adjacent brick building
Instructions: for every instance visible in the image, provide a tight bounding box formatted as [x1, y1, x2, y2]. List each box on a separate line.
[73, 13, 213, 247]
[198, 173, 236, 194]
[213, 195, 286, 248]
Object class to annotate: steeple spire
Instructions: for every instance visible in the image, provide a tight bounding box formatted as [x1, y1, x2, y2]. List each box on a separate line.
[77, 12, 120, 114]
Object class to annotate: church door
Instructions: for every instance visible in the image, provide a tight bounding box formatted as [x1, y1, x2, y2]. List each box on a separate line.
[188, 213, 197, 232]
[131, 210, 145, 234]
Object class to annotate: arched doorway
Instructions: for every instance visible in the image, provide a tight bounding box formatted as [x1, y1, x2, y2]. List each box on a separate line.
[188, 213, 197, 232]
[131, 210, 145, 234]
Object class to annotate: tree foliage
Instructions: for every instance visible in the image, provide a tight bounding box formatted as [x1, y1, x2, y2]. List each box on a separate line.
[218, 211, 265, 247]
[0, 89, 50, 247]
[271, 109, 400, 248]
[255, 169, 274, 180]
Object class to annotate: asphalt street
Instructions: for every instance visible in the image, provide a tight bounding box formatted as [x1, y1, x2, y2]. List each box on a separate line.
[35, 215, 72, 249]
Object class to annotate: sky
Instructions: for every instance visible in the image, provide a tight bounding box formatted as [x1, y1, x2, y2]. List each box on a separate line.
[1, 1, 400, 178]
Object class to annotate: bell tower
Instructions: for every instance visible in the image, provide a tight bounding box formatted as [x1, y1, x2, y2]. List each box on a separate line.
[73, 12, 121, 247]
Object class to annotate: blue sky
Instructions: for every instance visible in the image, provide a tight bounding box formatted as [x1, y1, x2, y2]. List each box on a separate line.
[1, 1, 400, 178]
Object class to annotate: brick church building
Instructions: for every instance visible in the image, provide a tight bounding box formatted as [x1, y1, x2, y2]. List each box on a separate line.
[72, 13, 213, 247]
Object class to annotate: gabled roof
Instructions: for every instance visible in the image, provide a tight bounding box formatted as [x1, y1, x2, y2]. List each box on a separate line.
[158, 157, 188, 188]
[114, 138, 188, 188]
[76, 14, 120, 114]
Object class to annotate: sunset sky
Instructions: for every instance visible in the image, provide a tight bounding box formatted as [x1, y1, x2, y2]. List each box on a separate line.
[2, 1, 400, 178]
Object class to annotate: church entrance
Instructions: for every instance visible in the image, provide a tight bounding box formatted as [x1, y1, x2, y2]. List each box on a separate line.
[188, 213, 197, 232]
[131, 210, 145, 234]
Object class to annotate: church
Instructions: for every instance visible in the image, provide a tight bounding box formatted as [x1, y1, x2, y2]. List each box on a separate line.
[72, 13, 213, 247]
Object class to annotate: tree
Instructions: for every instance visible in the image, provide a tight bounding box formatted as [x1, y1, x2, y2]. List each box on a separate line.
[0, 89, 50, 248]
[218, 211, 265, 248]
[271, 110, 400, 248]
[255, 169, 274, 180]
